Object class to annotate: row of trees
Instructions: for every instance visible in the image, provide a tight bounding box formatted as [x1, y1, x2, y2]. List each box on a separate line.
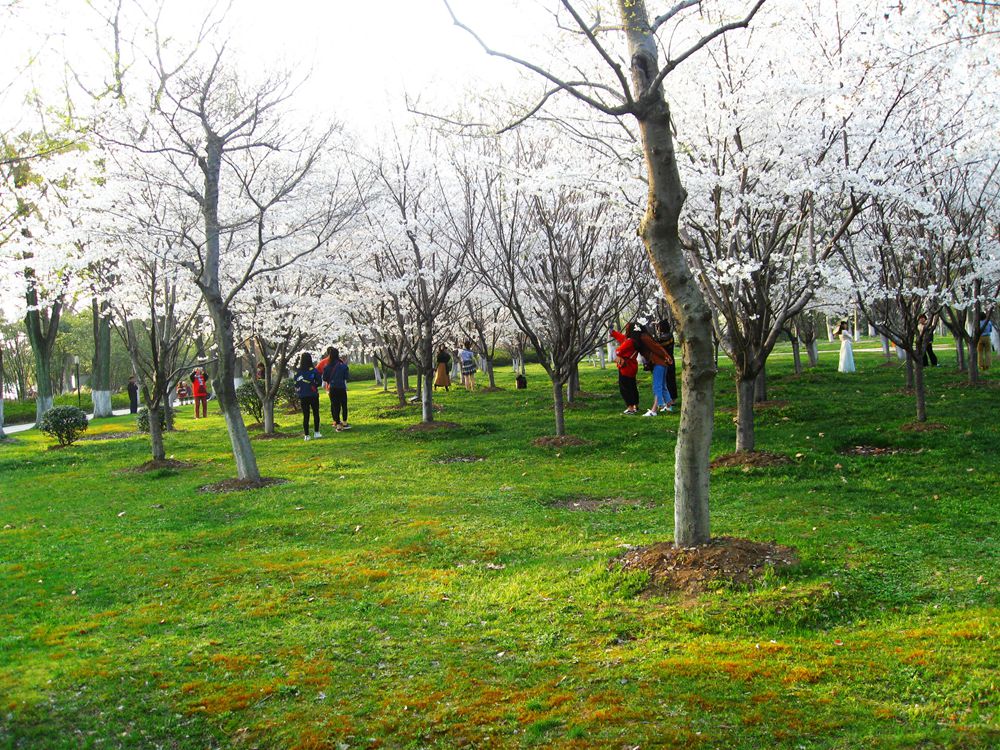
[2, 0, 998, 546]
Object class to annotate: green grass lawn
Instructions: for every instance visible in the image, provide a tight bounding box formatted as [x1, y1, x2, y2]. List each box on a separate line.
[1, 346, 997, 749]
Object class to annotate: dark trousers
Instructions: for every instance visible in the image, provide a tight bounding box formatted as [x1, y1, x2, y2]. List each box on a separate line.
[129, 394, 138, 414]
[666, 365, 678, 404]
[618, 373, 639, 408]
[922, 344, 938, 367]
[300, 395, 320, 434]
[329, 387, 348, 423]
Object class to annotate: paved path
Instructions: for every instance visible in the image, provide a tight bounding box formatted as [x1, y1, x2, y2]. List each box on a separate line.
[2, 408, 133, 436]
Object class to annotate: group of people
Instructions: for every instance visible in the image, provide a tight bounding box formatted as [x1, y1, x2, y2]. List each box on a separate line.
[169, 368, 211, 416]
[294, 347, 351, 440]
[611, 319, 677, 417]
[433, 342, 480, 392]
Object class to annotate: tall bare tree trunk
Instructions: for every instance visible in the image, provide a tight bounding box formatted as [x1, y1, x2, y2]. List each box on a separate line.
[736, 377, 755, 453]
[967, 339, 979, 385]
[552, 379, 566, 437]
[955, 334, 966, 372]
[262, 397, 276, 434]
[904, 353, 915, 389]
[91, 298, 113, 417]
[618, 0, 715, 546]
[807, 339, 819, 367]
[394, 365, 406, 406]
[421, 329, 435, 424]
[147, 403, 166, 462]
[754, 367, 767, 402]
[913, 358, 927, 423]
[25, 298, 60, 422]
[791, 335, 802, 375]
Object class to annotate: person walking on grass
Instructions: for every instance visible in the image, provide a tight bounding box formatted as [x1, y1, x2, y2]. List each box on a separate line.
[458, 341, 477, 391]
[632, 322, 673, 417]
[918, 314, 938, 367]
[434, 347, 452, 391]
[127, 375, 139, 414]
[611, 324, 641, 415]
[978, 318, 993, 370]
[835, 321, 856, 373]
[190, 367, 209, 418]
[322, 348, 351, 432]
[295, 352, 322, 440]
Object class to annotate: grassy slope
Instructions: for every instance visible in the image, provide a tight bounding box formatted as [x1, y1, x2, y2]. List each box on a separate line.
[0, 342, 997, 749]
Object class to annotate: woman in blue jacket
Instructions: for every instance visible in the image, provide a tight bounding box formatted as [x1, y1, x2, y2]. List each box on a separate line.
[294, 352, 322, 440]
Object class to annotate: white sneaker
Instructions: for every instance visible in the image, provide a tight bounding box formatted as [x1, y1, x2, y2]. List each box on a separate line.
[643, 410, 657, 417]
[304, 434, 311, 441]
[313, 431, 322, 439]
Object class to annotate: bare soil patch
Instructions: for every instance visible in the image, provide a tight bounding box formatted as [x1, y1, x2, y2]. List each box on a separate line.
[550, 496, 652, 511]
[79, 431, 138, 441]
[613, 536, 799, 595]
[532, 435, 590, 448]
[839, 445, 918, 457]
[433, 455, 485, 464]
[710, 450, 792, 469]
[901, 421, 948, 433]
[122, 458, 196, 474]
[403, 421, 461, 433]
[198, 477, 288, 493]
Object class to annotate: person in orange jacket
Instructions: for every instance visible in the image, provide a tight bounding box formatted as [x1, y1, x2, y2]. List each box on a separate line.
[611, 324, 641, 415]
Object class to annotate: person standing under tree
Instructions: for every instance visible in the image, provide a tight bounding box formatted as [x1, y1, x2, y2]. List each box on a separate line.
[632, 323, 673, 416]
[918, 314, 937, 367]
[434, 347, 452, 391]
[127, 375, 139, 414]
[190, 368, 209, 418]
[835, 322, 856, 373]
[610, 324, 640, 415]
[978, 319, 993, 370]
[322, 348, 351, 432]
[295, 353, 322, 440]
[458, 341, 477, 391]
[656, 319, 679, 407]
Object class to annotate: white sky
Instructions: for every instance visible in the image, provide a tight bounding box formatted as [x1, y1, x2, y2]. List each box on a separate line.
[1, 0, 550, 136]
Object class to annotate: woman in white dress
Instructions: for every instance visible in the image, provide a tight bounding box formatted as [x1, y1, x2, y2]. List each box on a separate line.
[835, 322, 856, 373]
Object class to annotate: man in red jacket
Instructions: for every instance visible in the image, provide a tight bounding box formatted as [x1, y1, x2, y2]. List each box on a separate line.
[611, 326, 641, 415]
[190, 368, 209, 419]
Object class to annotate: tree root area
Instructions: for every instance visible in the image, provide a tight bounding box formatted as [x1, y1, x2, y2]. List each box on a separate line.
[900, 422, 948, 433]
[710, 450, 792, 469]
[550, 495, 651, 511]
[404, 421, 461, 433]
[198, 477, 288, 493]
[613, 536, 799, 595]
[79, 431, 139, 441]
[532, 435, 590, 448]
[124, 459, 196, 473]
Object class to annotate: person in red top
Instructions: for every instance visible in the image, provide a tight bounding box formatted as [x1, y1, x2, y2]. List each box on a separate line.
[190, 368, 209, 419]
[611, 324, 641, 415]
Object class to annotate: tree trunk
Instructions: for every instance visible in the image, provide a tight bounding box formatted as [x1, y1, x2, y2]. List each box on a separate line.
[373, 363, 383, 385]
[403, 362, 411, 392]
[905, 353, 915, 389]
[421, 330, 434, 423]
[618, 0, 715, 546]
[486, 357, 496, 388]
[147, 404, 166, 462]
[0, 349, 5, 439]
[967, 339, 979, 385]
[881, 335, 891, 360]
[25, 300, 60, 422]
[913, 358, 927, 423]
[791, 335, 802, 375]
[91, 298, 113, 417]
[736, 377, 755, 453]
[754, 366, 767, 402]
[263, 397, 276, 434]
[955, 335, 966, 372]
[552, 378, 566, 437]
[394, 365, 406, 406]
[807, 339, 819, 368]
[598, 347, 606, 369]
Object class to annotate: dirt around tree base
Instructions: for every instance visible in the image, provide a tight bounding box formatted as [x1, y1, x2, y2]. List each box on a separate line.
[901, 422, 948, 433]
[198, 477, 288, 493]
[710, 450, 792, 469]
[404, 421, 461, 433]
[122, 459, 196, 474]
[613, 536, 799, 595]
[533, 435, 590, 448]
[551, 496, 652, 511]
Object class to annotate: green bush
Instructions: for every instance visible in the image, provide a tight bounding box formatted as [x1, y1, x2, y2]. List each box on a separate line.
[236, 380, 264, 423]
[278, 377, 299, 413]
[37, 406, 89, 446]
[136, 406, 175, 434]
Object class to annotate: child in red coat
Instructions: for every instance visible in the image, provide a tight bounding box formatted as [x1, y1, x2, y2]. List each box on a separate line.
[611, 327, 641, 415]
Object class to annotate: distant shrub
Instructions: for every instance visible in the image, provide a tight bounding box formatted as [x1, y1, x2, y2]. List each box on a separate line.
[278, 377, 300, 413]
[137, 406, 175, 434]
[38, 406, 89, 446]
[236, 380, 264, 422]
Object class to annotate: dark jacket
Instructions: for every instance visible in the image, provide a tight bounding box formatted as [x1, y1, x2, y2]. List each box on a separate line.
[322, 360, 350, 390]
[294, 367, 321, 398]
